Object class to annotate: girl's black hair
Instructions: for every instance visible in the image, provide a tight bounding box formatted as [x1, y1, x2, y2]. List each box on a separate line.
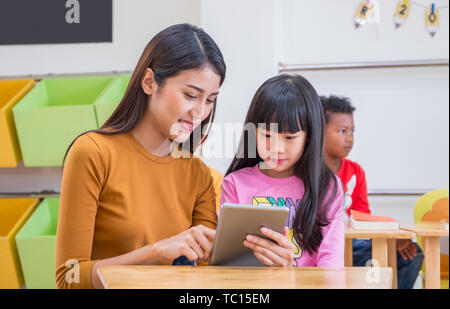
[63, 23, 226, 166]
[226, 74, 342, 255]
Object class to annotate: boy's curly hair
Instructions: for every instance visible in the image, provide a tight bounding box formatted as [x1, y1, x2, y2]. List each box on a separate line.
[320, 95, 355, 124]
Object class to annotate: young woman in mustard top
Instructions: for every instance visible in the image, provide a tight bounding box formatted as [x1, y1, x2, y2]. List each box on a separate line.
[55, 24, 226, 289]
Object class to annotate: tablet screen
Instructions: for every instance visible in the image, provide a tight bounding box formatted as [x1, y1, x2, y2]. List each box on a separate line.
[209, 204, 289, 266]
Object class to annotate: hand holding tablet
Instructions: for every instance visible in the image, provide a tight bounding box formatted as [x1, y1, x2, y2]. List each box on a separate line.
[243, 226, 296, 267]
[209, 204, 293, 266]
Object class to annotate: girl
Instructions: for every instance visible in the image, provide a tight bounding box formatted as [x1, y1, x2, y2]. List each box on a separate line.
[55, 24, 226, 288]
[221, 74, 345, 267]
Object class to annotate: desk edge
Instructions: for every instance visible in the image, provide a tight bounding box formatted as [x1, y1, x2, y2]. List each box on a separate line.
[93, 266, 393, 289]
[400, 227, 449, 237]
[97, 267, 109, 289]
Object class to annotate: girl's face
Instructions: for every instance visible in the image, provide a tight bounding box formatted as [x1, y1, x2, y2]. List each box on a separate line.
[256, 127, 307, 176]
[142, 66, 221, 143]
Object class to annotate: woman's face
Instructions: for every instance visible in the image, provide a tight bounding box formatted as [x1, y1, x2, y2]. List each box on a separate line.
[142, 66, 221, 143]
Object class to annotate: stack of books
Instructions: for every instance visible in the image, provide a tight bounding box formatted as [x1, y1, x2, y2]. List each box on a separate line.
[350, 210, 399, 230]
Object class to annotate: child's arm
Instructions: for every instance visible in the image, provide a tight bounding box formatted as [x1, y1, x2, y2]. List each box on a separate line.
[220, 175, 240, 206]
[345, 164, 371, 216]
[351, 165, 371, 214]
[316, 179, 345, 267]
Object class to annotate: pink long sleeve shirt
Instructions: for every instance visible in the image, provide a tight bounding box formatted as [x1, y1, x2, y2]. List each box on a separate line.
[220, 165, 345, 267]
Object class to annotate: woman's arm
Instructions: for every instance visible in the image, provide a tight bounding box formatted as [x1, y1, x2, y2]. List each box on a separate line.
[90, 243, 158, 288]
[56, 134, 216, 288]
[56, 134, 105, 289]
[90, 225, 216, 288]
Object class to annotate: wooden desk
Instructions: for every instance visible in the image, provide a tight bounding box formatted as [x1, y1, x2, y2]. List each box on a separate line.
[97, 266, 393, 289]
[344, 224, 416, 289]
[400, 222, 449, 289]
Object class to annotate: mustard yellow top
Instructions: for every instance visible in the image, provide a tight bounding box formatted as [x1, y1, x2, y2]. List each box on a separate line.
[209, 167, 223, 212]
[55, 131, 218, 289]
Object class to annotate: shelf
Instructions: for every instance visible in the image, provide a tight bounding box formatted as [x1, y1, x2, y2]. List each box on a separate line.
[0, 191, 59, 198]
[0, 70, 133, 82]
[279, 59, 449, 72]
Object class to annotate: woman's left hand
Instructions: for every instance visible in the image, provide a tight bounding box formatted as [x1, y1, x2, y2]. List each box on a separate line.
[243, 227, 296, 267]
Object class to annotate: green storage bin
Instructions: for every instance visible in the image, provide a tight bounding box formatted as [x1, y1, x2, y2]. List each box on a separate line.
[94, 74, 131, 127]
[13, 76, 116, 166]
[15, 198, 59, 289]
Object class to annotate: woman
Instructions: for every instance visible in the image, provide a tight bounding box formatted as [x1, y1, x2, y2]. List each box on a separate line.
[55, 24, 226, 289]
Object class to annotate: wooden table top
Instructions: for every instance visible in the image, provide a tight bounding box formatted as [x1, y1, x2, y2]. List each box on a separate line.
[400, 222, 449, 237]
[345, 224, 416, 239]
[97, 266, 393, 289]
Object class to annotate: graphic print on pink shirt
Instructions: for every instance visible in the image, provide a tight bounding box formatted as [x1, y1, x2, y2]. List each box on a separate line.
[252, 196, 303, 264]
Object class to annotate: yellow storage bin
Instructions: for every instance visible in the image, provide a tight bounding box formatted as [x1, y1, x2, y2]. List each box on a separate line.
[0, 79, 35, 167]
[0, 198, 39, 288]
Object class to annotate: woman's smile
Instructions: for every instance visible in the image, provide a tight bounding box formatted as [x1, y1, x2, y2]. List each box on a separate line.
[178, 119, 194, 132]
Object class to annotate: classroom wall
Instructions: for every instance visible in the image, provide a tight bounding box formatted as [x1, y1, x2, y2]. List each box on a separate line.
[199, 0, 282, 173]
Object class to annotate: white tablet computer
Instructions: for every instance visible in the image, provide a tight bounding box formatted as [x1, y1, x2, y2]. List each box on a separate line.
[209, 203, 289, 266]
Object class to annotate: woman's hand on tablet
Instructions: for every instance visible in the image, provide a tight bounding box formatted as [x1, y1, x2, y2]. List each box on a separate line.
[152, 225, 216, 263]
[243, 227, 296, 267]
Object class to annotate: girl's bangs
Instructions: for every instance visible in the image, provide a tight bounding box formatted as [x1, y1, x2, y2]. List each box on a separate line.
[260, 94, 304, 134]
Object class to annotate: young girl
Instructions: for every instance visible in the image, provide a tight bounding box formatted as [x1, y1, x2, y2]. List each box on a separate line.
[221, 74, 345, 267]
[55, 24, 226, 288]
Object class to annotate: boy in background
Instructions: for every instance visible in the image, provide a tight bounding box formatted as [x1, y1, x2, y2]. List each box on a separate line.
[320, 95, 424, 289]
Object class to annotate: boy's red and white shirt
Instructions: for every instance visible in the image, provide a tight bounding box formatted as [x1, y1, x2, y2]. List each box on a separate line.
[336, 158, 371, 217]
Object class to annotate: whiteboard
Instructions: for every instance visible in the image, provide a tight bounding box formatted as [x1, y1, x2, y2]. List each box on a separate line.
[281, 0, 449, 65]
[291, 65, 449, 191]
[280, 0, 449, 192]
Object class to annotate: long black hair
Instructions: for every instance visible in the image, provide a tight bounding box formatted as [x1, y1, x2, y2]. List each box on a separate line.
[226, 74, 341, 255]
[63, 23, 226, 166]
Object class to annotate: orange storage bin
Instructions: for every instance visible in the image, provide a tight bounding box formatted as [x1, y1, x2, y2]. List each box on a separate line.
[0, 79, 34, 167]
[0, 198, 39, 288]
